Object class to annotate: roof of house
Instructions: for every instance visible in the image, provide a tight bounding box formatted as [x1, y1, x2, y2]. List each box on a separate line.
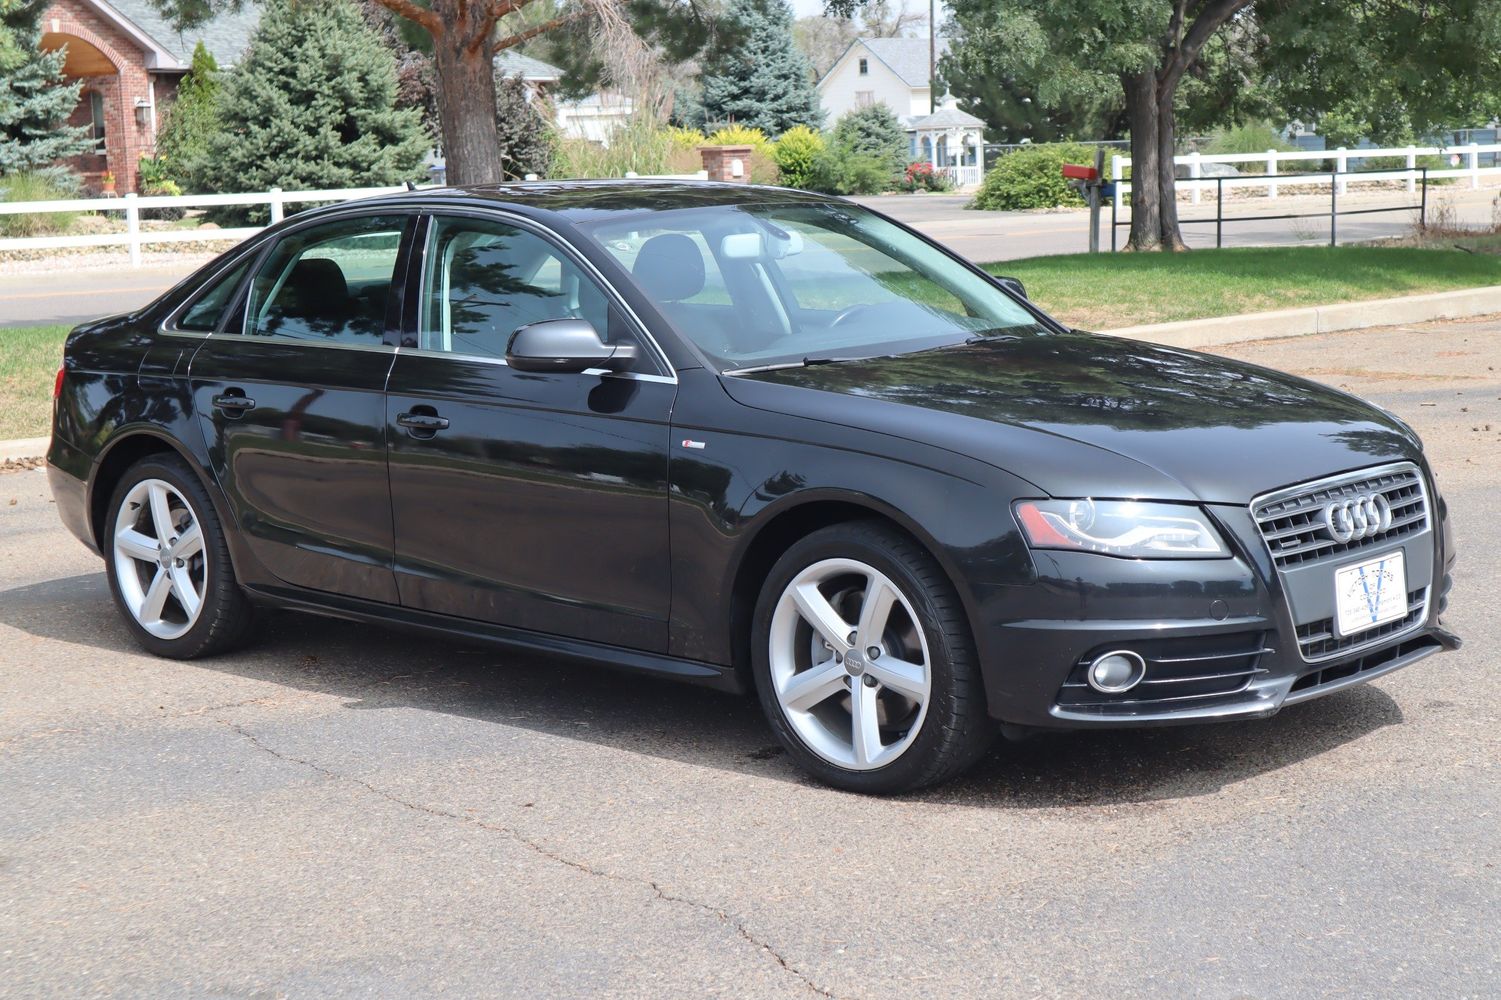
[822, 36, 948, 90]
[907, 106, 985, 130]
[495, 49, 564, 82]
[99, 0, 259, 69]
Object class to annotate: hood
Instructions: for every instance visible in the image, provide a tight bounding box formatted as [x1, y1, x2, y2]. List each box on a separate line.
[720, 331, 1420, 504]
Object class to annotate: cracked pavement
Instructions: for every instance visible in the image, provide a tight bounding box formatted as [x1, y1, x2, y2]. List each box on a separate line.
[2, 318, 1499, 999]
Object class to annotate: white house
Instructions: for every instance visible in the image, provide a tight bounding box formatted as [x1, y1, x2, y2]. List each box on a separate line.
[816, 38, 985, 186]
[494, 50, 634, 146]
[817, 37, 938, 121]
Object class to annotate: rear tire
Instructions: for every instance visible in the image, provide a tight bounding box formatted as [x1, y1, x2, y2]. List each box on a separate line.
[103, 454, 253, 659]
[750, 520, 994, 794]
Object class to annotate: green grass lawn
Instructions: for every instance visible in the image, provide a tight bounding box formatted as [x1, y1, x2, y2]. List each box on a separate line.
[985, 245, 1501, 330]
[0, 325, 68, 442]
[2, 245, 1499, 442]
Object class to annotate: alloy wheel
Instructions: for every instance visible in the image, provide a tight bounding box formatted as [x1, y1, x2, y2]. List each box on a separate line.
[111, 478, 208, 640]
[768, 558, 932, 770]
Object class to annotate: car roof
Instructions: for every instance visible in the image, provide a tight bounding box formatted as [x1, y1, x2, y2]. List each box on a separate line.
[341, 180, 841, 225]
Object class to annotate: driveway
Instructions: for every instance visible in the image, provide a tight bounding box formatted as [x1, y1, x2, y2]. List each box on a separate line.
[1, 318, 1497, 998]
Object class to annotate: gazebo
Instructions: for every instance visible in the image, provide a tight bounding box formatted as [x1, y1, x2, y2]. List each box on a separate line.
[906, 95, 986, 187]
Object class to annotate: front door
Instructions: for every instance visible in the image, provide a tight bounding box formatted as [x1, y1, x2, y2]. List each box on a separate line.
[385, 213, 675, 651]
[189, 213, 414, 604]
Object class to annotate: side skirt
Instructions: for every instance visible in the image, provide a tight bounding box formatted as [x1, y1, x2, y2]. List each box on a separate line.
[242, 584, 745, 694]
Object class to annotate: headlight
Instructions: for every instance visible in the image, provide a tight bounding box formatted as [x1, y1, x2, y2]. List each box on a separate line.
[1014, 499, 1229, 559]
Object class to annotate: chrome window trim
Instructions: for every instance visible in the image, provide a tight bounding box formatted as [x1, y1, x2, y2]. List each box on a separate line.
[395, 345, 674, 383]
[213, 334, 396, 354]
[414, 207, 678, 384]
[1250, 460, 1433, 663]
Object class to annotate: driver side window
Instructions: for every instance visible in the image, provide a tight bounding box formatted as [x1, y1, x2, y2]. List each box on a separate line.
[421, 216, 614, 362]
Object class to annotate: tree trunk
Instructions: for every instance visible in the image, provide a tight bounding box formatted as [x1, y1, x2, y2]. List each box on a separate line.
[430, 1, 503, 186]
[1123, 71, 1162, 251]
[1154, 77, 1186, 251]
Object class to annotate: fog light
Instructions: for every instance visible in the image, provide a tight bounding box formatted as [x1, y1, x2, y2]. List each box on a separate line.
[1086, 650, 1146, 694]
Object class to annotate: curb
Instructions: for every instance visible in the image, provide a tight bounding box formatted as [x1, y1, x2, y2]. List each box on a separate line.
[1099, 284, 1501, 349]
[0, 437, 49, 465]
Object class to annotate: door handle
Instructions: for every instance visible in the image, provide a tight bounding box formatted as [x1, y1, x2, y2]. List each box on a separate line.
[397, 409, 450, 436]
[212, 392, 256, 413]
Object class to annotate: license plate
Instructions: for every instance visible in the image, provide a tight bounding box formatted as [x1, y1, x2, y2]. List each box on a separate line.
[1334, 550, 1408, 637]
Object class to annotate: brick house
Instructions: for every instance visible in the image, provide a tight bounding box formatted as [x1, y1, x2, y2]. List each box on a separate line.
[38, 0, 256, 193]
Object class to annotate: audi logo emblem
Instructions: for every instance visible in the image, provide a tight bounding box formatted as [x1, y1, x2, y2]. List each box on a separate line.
[1323, 493, 1392, 543]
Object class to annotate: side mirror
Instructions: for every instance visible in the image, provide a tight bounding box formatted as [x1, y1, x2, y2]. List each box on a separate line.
[506, 319, 637, 374]
[994, 275, 1028, 300]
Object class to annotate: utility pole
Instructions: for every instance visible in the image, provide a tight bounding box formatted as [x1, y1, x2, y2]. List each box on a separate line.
[929, 0, 936, 113]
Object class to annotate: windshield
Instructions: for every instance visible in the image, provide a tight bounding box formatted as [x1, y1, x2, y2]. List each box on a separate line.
[579, 202, 1045, 371]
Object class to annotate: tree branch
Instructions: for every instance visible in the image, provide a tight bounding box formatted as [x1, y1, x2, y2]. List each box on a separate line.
[492, 11, 588, 53]
[1160, 0, 1251, 91]
[371, 0, 444, 35]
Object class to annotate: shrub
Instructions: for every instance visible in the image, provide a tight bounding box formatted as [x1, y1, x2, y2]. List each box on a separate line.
[155, 43, 220, 187]
[705, 123, 774, 158]
[1201, 122, 1297, 174]
[136, 156, 186, 220]
[495, 74, 555, 180]
[970, 142, 1096, 211]
[773, 125, 824, 189]
[898, 160, 955, 193]
[664, 125, 706, 150]
[807, 149, 892, 195]
[0, 168, 81, 237]
[831, 105, 908, 173]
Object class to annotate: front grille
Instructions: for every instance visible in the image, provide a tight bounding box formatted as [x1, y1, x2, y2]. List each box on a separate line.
[1295, 588, 1428, 660]
[1057, 631, 1270, 712]
[1288, 635, 1441, 698]
[1252, 464, 1428, 570]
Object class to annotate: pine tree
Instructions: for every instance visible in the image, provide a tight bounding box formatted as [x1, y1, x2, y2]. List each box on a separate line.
[191, 0, 428, 214]
[155, 42, 220, 181]
[0, 0, 94, 174]
[697, 0, 822, 136]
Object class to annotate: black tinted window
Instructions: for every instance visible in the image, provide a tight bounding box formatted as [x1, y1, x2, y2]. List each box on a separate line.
[244, 215, 406, 345]
[177, 259, 250, 332]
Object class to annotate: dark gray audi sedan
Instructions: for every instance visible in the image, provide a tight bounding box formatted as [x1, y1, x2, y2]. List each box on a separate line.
[47, 181, 1459, 793]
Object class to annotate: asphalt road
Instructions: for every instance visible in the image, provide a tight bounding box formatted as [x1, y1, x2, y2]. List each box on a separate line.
[5, 184, 1494, 329]
[2, 319, 1498, 998]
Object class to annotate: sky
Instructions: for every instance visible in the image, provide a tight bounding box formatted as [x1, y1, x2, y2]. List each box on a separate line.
[789, 0, 947, 26]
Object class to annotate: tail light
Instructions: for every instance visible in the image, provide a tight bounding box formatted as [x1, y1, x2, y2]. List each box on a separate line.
[53, 367, 66, 399]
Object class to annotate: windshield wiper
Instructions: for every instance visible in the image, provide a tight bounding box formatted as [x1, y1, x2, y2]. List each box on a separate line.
[723, 356, 862, 375]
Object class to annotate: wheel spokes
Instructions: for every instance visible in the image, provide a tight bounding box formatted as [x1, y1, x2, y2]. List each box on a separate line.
[147, 482, 177, 544]
[857, 576, 898, 644]
[172, 522, 203, 559]
[115, 528, 160, 565]
[169, 565, 202, 619]
[866, 655, 927, 702]
[850, 680, 884, 766]
[792, 582, 853, 654]
[138, 568, 173, 623]
[781, 659, 849, 713]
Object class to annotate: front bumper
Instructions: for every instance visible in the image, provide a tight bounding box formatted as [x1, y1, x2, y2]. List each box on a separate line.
[975, 482, 1459, 730]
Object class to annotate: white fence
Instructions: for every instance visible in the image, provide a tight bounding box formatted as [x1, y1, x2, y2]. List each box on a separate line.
[1111, 143, 1501, 209]
[0, 172, 709, 267]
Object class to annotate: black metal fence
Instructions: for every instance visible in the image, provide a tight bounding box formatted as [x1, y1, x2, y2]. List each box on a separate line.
[1110, 168, 1431, 251]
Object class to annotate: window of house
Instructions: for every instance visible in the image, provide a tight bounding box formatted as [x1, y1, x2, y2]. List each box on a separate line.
[88, 91, 106, 150]
[242, 215, 407, 345]
[858, 58, 869, 75]
[855, 91, 875, 108]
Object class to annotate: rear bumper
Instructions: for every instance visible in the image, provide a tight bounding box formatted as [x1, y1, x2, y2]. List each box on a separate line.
[46, 433, 97, 555]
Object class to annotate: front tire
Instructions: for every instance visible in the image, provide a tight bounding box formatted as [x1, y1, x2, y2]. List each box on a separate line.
[751, 520, 993, 793]
[104, 455, 253, 659]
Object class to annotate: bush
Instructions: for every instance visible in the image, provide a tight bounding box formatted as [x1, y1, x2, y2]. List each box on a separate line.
[495, 74, 555, 180]
[1201, 122, 1297, 174]
[0, 168, 81, 237]
[136, 156, 185, 220]
[830, 105, 907, 173]
[773, 124, 824, 189]
[970, 142, 1096, 211]
[664, 125, 706, 150]
[807, 149, 892, 195]
[898, 160, 955, 193]
[705, 123, 774, 157]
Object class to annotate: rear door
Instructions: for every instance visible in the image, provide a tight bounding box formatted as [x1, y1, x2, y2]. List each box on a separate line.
[384, 212, 676, 651]
[188, 212, 415, 604]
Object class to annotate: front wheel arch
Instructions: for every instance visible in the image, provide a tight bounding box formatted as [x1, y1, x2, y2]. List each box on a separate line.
[727, 492, 983, 698]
